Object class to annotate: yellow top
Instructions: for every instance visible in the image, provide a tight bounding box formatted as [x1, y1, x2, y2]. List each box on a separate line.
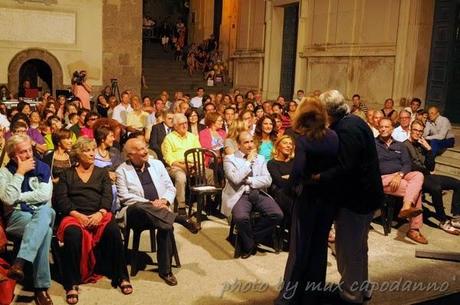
[161, 131, 201, 166]
[126, 110, 149, 130]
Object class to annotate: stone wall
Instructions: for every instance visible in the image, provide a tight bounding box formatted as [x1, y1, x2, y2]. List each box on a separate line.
[102, 0, 142, 95]
[221, 0, 434, 109]
[0, 0, 103, 95]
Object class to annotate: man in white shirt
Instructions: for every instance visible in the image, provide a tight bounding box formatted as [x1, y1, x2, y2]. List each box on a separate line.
[0, 112, 10, 131]
[392, 110, 411, 142]
[112, 91, 133, 126]
[190, 87, 205, 108]
[424, 106, 455, 156]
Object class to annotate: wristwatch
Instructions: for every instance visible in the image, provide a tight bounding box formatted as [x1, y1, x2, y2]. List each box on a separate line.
[398, 172, 404, 178]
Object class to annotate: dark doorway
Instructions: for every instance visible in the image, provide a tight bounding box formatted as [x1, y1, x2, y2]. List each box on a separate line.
[279, 3, 299, 99]
[426, 0, 460, 123]
[213, 0, 223, 43]
[19, 59, 52, 95]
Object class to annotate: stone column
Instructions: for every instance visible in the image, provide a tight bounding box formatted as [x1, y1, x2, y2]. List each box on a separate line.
[393, 0, 434, 103]
[103, 0, 142, 95]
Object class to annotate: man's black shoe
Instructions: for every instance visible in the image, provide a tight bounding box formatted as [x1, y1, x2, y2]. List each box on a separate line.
[159, 272, 178, 286]
[240, 247, 257, 259]
[183, 218, 200, 234]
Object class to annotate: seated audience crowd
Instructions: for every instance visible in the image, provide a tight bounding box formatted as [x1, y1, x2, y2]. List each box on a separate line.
[0, 84, 459, 305]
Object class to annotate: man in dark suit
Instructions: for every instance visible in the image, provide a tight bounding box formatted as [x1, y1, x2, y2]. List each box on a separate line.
[314, 90, 384, 304]
[149, 110, 174, 164]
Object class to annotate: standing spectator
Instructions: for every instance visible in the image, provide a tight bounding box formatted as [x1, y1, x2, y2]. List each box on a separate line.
[293, 89, 305, 104]
[276, 98, 339, 305]
[424, 106, 455, 156]
[404, 120, 460, 234]
[314, 90, 384, 304]
[71, 70, 92, 110]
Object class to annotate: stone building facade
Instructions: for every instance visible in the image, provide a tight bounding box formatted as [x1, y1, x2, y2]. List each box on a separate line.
[189, 0, 436, 111]
[0, 0, 142, 97]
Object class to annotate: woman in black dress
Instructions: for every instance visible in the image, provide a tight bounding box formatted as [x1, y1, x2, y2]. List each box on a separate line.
[267, 135, 295, 234]
[276, 97, 339, 305]
[54, 137, 132, 304]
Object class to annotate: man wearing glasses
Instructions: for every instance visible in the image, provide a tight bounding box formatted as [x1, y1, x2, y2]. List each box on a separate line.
[404, 120, 460, 235]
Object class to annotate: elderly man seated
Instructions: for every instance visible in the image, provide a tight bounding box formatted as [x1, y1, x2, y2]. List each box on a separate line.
[116, 138, 198, 286]
[161, 113, 213, 216]
[404, 120, 460, 235]
[0, 134, 55, 305]
[424, 106, 455, 156]
[376, 118, 427, 244]
[222, 131, 283, 258]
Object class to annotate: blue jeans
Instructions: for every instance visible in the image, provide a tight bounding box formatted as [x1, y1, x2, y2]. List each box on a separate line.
[430, 138, 455, 156]
[6, 205, 55, 289]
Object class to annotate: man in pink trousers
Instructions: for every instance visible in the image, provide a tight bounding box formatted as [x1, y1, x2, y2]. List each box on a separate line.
[376, 118, 427, 244]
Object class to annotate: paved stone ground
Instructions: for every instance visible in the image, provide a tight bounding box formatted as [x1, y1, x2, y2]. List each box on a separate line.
[10, 199, 460, 305]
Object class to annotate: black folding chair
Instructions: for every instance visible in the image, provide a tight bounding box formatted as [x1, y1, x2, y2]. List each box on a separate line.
[184, 148, 223, 227]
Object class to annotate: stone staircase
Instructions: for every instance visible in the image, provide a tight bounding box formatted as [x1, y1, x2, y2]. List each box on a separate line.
[434, 125, 460, 179]
[141, 42, 232, 98]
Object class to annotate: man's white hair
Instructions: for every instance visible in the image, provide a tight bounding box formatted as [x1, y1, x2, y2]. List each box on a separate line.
[319, 90, 350, 120]
[6, 134, 31, 157]
[172, 113, 187, 125]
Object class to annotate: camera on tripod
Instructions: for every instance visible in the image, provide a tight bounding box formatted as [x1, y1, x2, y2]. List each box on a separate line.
[72, 70, 87, 85]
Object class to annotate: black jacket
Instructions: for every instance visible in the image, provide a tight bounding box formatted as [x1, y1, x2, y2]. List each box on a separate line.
[149, 123, 168, 164]
[319, 114, 384, 214]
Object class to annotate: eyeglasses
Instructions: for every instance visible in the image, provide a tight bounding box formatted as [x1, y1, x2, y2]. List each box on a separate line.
[412, 128, 424, 133]
[88, 117, 98, 121]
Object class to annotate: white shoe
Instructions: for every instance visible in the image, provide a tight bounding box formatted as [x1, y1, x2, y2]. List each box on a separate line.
[439, 220, 460, 235]
[450, 217, 460, 229]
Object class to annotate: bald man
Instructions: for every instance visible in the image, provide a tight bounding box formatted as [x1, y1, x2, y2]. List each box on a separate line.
[424, 106, 455, 156]
[116, 138, 198, 286]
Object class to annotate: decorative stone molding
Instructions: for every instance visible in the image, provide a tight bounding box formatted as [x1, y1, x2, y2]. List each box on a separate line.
[8, 48, 64, 96]
[15, 0, 57, 5]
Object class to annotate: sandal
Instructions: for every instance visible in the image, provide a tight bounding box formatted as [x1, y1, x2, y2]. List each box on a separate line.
[119, 279, 133, 295]
[65, 286, 79, 305]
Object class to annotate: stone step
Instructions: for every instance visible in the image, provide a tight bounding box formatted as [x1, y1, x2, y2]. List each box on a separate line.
[440, 147, 460, 160]
[435, 156, 460, 180]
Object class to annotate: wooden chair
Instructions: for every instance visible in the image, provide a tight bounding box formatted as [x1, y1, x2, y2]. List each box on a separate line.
[184, 148, 223, 226]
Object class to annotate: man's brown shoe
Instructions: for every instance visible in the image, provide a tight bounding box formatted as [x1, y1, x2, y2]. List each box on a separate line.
[398, 207, 422, 219]
[407, 230, 428, 244]
[34, 290, 53, 305]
